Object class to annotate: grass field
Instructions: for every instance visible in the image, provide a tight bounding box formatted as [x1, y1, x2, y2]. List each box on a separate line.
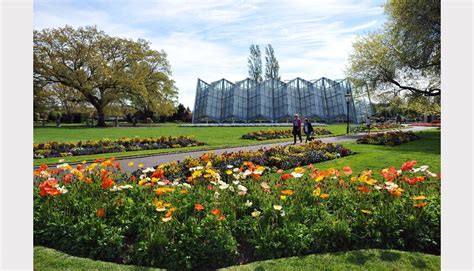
[34, 246, 440, 271]
[307, 129, 440, 173]
[33, 124, 348, 165]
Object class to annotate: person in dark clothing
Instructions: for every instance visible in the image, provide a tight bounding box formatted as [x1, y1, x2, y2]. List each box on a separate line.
[292, 114, 302, 144]
[303, 118, 314, 143]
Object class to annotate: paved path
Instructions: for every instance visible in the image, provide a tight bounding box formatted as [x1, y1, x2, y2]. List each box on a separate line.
[114, 126, 435, 173]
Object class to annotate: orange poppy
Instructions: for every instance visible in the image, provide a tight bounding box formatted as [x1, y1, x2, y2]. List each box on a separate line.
[101, 177, 114, 189]
[401, 160, 417, 171]
[358, 186, 370, 193]
[211, 208, 221, 216]
[413, 202, 427, 208]
[281, 189, 294, 196]
[96, 208, 105, 218]
[281, 174, 292, 181]
[342, 166, 352, 175]
[194, 204, 205, 211]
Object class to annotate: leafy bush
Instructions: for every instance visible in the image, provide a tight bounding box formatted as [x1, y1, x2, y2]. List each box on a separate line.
[242, 128, 332, 141]
[34, 154, 440, 270]
[356, 131, 421, 145]
[33, 136, 205, 159]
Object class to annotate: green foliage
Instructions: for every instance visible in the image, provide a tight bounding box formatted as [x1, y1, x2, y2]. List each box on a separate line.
[34, 25, 178, 126]
[248, 45, 263, 82]
[356, 131, 420, 146]
[348, 0, 440, 97]
[264, 44, 280, 80]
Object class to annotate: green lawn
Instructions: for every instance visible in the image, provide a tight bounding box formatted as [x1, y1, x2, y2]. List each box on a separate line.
[33, 124, 347, 166]
[311, 129, 440, 173]
[34, 246, 440, 271]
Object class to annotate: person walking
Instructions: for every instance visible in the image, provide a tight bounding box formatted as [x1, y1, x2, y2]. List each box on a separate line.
[366, 116, 372, 134]
[292, 114, 302, 144]
[303, 118, 314, 143]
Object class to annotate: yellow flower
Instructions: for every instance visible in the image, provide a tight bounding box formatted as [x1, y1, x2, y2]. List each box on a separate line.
[154, 187, 175, 196]
[365, 179, 377, 185]
[280, 195, 287, 200]
[192, 170, 202, 178]
[138, 163, 144, 168]
[361, 209, 372, 214]
[315, 175, 325, 182]
[273, 205, 283, 211]
[294, 167, 304, 173]
[81, 160, 87, 164]
[226, 170, 233, 175]
[128, 162, 134, 167]
[350, 176, 357, 182]
[312, 187, 321, 197]
[319, 193, 330, 198]
[251, 210, 261, 218]
[138, 179, 147, 185]
[411, 195, 426, 200]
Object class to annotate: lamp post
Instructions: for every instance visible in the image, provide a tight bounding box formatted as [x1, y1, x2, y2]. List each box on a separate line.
[345, 92, 351, 134]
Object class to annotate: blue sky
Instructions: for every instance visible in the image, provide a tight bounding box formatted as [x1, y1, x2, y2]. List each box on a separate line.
[34, 0, 387, 109]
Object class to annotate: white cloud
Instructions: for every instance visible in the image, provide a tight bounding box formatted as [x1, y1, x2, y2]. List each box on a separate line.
[34, 0, 386, 109]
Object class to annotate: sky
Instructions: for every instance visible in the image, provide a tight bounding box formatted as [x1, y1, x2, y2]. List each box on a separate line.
[34, 0, 387, 109]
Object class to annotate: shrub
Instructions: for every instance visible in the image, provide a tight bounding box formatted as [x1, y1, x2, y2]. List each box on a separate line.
[349, 123, 403, 134]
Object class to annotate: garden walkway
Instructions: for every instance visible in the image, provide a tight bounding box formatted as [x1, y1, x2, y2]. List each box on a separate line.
[115, 126, 435, 173]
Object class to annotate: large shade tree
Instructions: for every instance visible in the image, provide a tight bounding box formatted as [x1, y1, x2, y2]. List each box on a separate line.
[34, 25, 178, 126]
[247, 44, 263, 82]
[348, 0, 440, 97]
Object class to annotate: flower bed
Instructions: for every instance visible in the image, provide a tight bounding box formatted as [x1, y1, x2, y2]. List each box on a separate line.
[34, 151, 440, 270]
[242, 128, 332, 141]
[349, 123, 403, 133]
[410, 122, 441, 128]
[33, 136, 205, 159]
[356, 131, 421, 145]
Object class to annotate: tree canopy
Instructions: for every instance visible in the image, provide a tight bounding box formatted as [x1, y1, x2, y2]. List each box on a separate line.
[247, 44, 263, 82]
[34, 25, 178, 126]
[264, 44, 280, 80]
[348, 0, 440, 97]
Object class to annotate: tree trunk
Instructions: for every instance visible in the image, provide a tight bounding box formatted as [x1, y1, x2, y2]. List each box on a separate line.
[97, 108, 106, 127]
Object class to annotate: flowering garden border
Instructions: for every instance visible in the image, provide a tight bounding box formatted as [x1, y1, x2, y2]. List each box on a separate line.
[34, 138, 440, 270]
[241, 128, 332, 141]
[356, 131, 421, 146]
[34, 136, 205, 159]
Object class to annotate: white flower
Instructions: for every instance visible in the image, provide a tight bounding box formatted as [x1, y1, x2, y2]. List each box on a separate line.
[142, 167, 155, 173]
[40, 171, 51, 178]
[189, 166, 203, 172]
[157, 181, 166, 186]
[229, 185, 235, 192]
[243, 170, 253, 176]
[273, 205, 283, 211]
[219, 182, 229, 190]
[244, 200, 253, 207]
[426, 170, 437, 177]
[251, 210, 261, 217]
[420, 165, 429, 172]
[183, 183, 192, 188]
[280, 210, 286, 217]
[214, 191, 220, 199]
[58, 159, 65, 163]
[139, 174, 146, 180]
[374, 185, 383, 190]
[232, 180, 240, 185]
[120, 184, 133, 190]
[238, 185, 248, 192]
[57, 186, 68, 194]
[291, 172, 303, 178]
[233, 168, 239, 173]
[397, 169, 402, 175]
[226, 165, 234, 169]
[56, 163, 70, 169]
[171, 181, 181, 187]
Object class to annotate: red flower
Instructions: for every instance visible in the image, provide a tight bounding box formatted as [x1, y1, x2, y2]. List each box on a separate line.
[194, 204, 205, 211]
[211, 208, 221, 216]
[62, 174, 73, 184]
[358, 186, 370, 193]
[380, 167, 400, 182]
[101, 177, 114, 189]
[342, 166, 352, 175]
[218, 215, 225, 221]
[401, 160, 417, 171]
[96, 208, 105, 218]
[281, 173, 292, 181]
[207, 185, 214, 190]
[39, 164, 48, 171]
[151, 169, 165, 179]
[38, 179, 61, 197]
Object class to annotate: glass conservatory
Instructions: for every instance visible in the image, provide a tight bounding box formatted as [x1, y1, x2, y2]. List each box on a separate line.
[192, 77, 373, 123]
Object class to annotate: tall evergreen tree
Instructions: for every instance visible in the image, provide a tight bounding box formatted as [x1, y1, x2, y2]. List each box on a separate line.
[247, 45, 262, 82]
[264, 44, 280, 80]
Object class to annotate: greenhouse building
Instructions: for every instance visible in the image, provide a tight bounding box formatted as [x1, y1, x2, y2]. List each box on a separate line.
[192, 77, 373, 124]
